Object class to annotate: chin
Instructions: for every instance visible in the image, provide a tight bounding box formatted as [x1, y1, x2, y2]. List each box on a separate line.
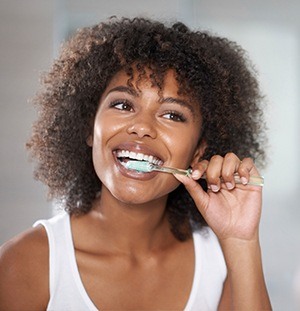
[113, 188, 152, 205]
[109, 185, 168, 207]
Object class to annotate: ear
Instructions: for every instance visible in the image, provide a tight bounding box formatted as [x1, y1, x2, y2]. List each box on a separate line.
[190, 140, 207, 166]
[86, 134, 93, 147]
[86, 119, 95, 147]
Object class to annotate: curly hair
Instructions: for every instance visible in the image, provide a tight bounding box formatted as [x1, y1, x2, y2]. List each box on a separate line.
[27, 17, 267, 240]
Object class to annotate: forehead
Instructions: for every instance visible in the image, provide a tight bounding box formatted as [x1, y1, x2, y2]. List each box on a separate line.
[103, 67, 198, 106]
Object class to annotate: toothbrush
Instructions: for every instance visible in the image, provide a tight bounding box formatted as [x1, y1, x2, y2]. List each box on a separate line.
[125, 160, 264, 187]
[126, 160, 193, 177]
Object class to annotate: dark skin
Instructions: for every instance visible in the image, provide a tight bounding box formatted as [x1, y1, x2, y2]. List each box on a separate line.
[0, 226, 49, 310]
[0, 209, 195, 310]
[71, 208, 195, 310]
[0, 69, 271, 310]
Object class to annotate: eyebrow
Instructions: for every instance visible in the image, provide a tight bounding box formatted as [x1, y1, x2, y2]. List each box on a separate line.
[106, 85, 196, 115]
[106, 86, 138, 97]
[160, 97, 195, 115]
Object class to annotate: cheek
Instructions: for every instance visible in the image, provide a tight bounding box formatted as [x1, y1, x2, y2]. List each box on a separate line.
[91, 115, 114, 174]
[164, 125, 201, 165]
[91, 122, 105, 160]
[91, 113, 127, 187]
[92, 113, 120, 148]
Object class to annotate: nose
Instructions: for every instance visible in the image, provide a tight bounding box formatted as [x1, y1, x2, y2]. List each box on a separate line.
[126, 115, 157, 139]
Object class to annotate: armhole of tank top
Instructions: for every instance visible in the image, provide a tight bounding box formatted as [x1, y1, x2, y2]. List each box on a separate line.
[33, 220, 56, 301]
[208, 228, 227, 280]
[63, 214, 100, 310]
[183, 230, 202, 311]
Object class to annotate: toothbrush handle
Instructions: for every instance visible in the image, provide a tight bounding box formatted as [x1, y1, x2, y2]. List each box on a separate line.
[151, 164, 192, 176]
[202, 173, 264, 187]
[233, 174, 264, 187]
[151, 164, 264, 187]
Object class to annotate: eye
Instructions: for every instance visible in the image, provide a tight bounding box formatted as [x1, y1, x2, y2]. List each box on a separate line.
[162, 111, 186, 122]
[110, 100, 133, 111]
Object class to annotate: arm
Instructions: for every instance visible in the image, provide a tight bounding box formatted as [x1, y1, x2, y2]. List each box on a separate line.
[175, 153, 272, 310]
[0, 226, 49, 311]
[218, 239, 271, 310]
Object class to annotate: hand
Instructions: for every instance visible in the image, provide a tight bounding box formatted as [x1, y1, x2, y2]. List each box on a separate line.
[174, 153, 263, 242]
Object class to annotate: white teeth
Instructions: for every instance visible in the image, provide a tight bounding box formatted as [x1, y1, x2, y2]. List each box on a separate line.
[116, 149, 163, 165]
[137, 153, 144, 160]
[129, 151, 136, 159]
[120, 161, 127, 168]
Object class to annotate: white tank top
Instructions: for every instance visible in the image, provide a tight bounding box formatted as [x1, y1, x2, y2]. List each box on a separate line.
[34, 212, 226, 311]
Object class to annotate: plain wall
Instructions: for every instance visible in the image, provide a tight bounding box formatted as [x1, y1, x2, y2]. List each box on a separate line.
[0, 0, 54, 240]
[1, 0, 299, 309]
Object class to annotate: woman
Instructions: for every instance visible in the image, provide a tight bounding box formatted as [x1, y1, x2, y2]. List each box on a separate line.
[0, 17, 271, 310]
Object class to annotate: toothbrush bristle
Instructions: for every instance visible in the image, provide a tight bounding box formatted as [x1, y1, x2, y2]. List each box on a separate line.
[125, 161, 153, 172]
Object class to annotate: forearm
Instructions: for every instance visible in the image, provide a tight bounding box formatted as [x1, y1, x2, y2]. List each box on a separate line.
[220, 237, 272, 310]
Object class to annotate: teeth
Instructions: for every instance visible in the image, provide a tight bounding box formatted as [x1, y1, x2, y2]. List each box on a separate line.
[116, 149, 163, 165]
[137, 153, 144, 160]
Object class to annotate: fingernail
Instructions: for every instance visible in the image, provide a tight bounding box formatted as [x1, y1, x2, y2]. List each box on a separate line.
[210, 184, 219, 192]
[191, 170, 201, 179]
[226, 182, 234, 190]
[241, 177, 248, 185]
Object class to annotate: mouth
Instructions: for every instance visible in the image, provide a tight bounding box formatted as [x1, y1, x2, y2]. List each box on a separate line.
[115, 149, 164, 169]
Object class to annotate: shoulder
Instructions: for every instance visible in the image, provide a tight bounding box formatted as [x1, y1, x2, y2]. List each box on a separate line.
[0, 225, 49, 310]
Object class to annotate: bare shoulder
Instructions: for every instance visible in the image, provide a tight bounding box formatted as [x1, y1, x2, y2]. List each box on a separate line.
[0, 225, 49, 311]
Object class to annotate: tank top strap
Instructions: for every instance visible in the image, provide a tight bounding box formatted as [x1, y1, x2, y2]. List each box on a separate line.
[184, 227, 227, 311]
[33, 212, 99, 311]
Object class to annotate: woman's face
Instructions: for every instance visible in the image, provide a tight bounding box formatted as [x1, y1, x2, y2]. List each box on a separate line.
[90, 68, 204, 205]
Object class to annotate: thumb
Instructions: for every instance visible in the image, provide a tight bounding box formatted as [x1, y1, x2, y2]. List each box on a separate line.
[174, 174, 210, 214]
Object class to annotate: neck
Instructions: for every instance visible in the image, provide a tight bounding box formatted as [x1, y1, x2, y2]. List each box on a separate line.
[88, 187, 174, 255]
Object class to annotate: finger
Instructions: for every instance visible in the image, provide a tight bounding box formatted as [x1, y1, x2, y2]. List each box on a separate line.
[238, 157, 258, 185]
[191, 160, 209, 180]
[173, 173, 210, 213]
[205, 155, 223, 192]
[221, 152, 241, 190]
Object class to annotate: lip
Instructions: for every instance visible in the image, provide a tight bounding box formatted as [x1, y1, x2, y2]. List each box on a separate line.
[112, 142, 165, 180]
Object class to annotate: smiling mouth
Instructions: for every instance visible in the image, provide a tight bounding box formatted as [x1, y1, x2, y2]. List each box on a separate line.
[115, 150, 164, 168]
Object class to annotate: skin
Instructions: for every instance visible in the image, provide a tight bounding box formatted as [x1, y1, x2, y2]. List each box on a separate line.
[176, 158, 271, 309]
[0, 69, 271, 310]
